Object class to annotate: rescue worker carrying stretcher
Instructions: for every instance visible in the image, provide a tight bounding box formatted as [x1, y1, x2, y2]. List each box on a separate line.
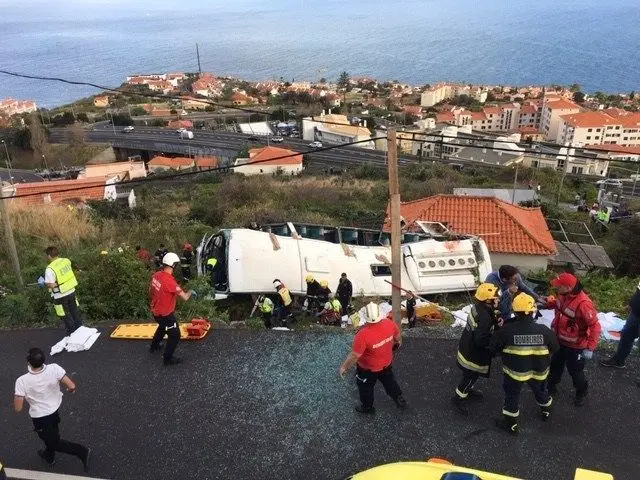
[452, 283, 502, 415]
[489, 293, 559, 435]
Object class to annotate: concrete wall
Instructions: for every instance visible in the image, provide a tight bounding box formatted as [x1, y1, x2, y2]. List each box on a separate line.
[234, 164, 302, 176]
[490, 253, 549, 274]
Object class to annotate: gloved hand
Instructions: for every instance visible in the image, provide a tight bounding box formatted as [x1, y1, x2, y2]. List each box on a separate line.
[189, 290, 198, 299]
[582, 349, 594, 360]
[37, 276, 46, 287]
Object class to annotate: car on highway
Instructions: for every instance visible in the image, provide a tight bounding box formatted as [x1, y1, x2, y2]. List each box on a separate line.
[122, 126, 134, 133]
[176, 127, 187, 133]
[596, 178, 623, 188]
[308, 141, 323, 149]
[271, 136, 284, 143]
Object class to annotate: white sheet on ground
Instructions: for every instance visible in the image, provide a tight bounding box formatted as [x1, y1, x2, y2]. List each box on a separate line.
[50, 326, 101, 355]
[449, 305, 627, 341]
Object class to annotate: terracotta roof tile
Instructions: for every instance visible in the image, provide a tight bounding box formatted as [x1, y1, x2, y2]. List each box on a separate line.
[148, 156, 194, 168]
[483, 106, 503, 115]
[547, 99, 580, 110]
[560, 111, 619, 128]
[436, 112, 456, 122]
[248, 146, 303, 165]
[386, 195, 556, 255]
[194, 156, 219, 168]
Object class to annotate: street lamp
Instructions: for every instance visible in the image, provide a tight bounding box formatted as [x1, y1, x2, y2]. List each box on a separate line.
[1, 140, 15, 185]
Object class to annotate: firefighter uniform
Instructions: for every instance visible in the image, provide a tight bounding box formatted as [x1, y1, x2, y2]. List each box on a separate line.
[0, 460, 6, 480]
[274, 280, 293, 326]
[180, 245, 193, 281]
[452, 283, 501, 414]
[489, 293, 560, 434]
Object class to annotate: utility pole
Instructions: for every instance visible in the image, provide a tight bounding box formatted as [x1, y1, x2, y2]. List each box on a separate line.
[196, 43, 202, 74]
[632, 164, 639, 197]
[387, 129, 402, 326]
[0, 190, 24, 289]
[1, 140, 14, 185]
[511, 164, 519, 204]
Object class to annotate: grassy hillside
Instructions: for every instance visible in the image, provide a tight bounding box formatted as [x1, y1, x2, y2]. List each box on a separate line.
[0, 163, 628, 327]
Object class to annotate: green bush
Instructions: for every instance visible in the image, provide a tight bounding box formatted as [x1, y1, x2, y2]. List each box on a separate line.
[0, 288, 54, 328]
[78, 250, 150, 321]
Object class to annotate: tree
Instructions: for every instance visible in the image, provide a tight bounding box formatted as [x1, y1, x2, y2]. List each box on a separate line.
[221, 84, 234, 101]
[338, 71, 351, 90]
[76, 112, 89, 123]
[111, 114, 133, 126]
[52, 111, 75, 126]
[630, 91, 636, 100]
[572, 91, 586, 104]
[569, 83, 581, 92]
[319, 77, 327, 84]
[131, 106, 147, 116]
[29, 114, 50, 162]
[69, 123, 86, 146]
[13, 128, 31, 150]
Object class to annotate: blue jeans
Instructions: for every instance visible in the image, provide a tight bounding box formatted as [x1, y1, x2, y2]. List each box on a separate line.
[614, 312, 640, 365]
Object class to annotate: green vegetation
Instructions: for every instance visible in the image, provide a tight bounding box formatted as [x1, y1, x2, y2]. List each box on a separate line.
[0, 163, 632, 328]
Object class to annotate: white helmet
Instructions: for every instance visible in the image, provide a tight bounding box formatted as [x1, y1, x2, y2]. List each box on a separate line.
[365, 302, 384, 323]
[162, 252, 180, 266]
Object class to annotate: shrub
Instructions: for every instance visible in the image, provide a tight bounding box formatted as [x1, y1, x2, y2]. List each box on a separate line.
[78, 250, 150, 320]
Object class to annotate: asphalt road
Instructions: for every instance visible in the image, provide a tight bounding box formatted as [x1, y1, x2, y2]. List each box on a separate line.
[0, 328, 637, 480]
[0, 168, 44, 183]
[48, 125, 498, 171]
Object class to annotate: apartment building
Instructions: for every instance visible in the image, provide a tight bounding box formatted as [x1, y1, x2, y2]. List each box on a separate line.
[556, 109, 640, 147]
[435, 101, 542, 134]
[420, 83, 487, 107]
[0, 98, 37, 116]
[540, 97, 580, 141]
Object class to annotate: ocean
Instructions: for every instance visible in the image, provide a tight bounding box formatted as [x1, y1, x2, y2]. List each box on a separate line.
[1, 0, 640, 108]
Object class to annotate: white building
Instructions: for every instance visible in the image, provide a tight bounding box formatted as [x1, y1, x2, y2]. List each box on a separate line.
[540, 96, 580, 141]
[234, 146, 303, 176]
[302, 112, 374, 149]
[420, 83, 488, 107]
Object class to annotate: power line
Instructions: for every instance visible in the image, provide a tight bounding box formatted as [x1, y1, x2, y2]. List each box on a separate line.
[4, 68, 640, 162]
[1, 136, 386, 200]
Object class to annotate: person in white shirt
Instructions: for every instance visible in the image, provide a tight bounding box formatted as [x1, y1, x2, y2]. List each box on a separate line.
[14, 348, 90, 471]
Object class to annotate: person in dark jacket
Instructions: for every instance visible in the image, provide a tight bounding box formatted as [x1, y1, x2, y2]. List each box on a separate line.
[180, 243, 194, 281]
[318, 280, 331, 305]
[485, 265, 541, 322]
[452, 283, 502, 414]
[600, 281, 640, 369]
[489, 293, 560, 435]
[336, 273, 353, 314]
[304, 275, 323, 312]
[406, 291, 417, 328]
[153, 244, 169, 269]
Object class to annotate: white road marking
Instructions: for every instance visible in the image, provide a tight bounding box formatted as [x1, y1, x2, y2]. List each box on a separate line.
[5, 468, 108, 480]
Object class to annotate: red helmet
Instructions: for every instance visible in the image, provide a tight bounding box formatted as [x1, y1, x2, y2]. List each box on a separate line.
[184, 243, 193, 252]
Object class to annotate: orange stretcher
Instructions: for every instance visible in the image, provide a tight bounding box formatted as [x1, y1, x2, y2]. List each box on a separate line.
[110, 318, 211, 340]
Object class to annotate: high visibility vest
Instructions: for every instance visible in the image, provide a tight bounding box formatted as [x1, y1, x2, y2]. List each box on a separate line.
[259, 297, 274, 313]
[278, 287, 292, 306]
[47, 257, 78, 294]
[331, 298, 342, 313]
[206, 258, 218, 269]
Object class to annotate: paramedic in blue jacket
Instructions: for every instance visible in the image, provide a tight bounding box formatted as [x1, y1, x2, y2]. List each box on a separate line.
[485, 265, 541, 322]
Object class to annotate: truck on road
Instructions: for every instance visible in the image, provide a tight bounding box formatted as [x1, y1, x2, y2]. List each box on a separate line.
[178, 130, 194, 139]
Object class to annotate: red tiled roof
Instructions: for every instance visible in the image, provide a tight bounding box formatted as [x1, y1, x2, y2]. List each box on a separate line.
[470, 112, 486, 121]
[167, 119, 193, 129]
[483, 106, 503, 115]
[12, 178, 106, 206]
[248, 146, 303, 165]
[436, 112, 456, 123]
[520, 104, 538, 114]
[547, 99, 579, 110]
[148, 156, 194, 168]
[584, 144, 640, 155]
[386, 195, 556, 255]
[560, 111, 619, 128]
[195, 156, 219, 168]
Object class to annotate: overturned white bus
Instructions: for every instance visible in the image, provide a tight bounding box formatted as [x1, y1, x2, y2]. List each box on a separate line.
[196, 221, 492, 298]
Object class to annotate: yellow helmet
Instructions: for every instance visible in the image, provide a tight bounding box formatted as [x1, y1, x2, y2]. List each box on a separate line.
[512, 293, 537, 315]
[474, 283, 500, 302]
[305, 275, 315, 283]
[320, 280, 328, 288]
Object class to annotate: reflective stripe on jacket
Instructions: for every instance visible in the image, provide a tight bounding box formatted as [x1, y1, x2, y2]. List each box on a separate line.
[48, 258, 78, 294]
[456, 302, 499, 377]
[259, 298, 274, 313]
[550, 290, 601, 350]
[278, 287, 292, 306]
[489, 316, 560, 383]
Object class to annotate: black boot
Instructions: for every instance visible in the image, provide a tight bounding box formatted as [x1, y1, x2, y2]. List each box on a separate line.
[355, 405, 376, 414]
[495, 415, 519, 435]
[540, 403, 552, 422]
[467, 388, 484, 400]
[451, 395, 469, 415]
[394, 395, 407, 409]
